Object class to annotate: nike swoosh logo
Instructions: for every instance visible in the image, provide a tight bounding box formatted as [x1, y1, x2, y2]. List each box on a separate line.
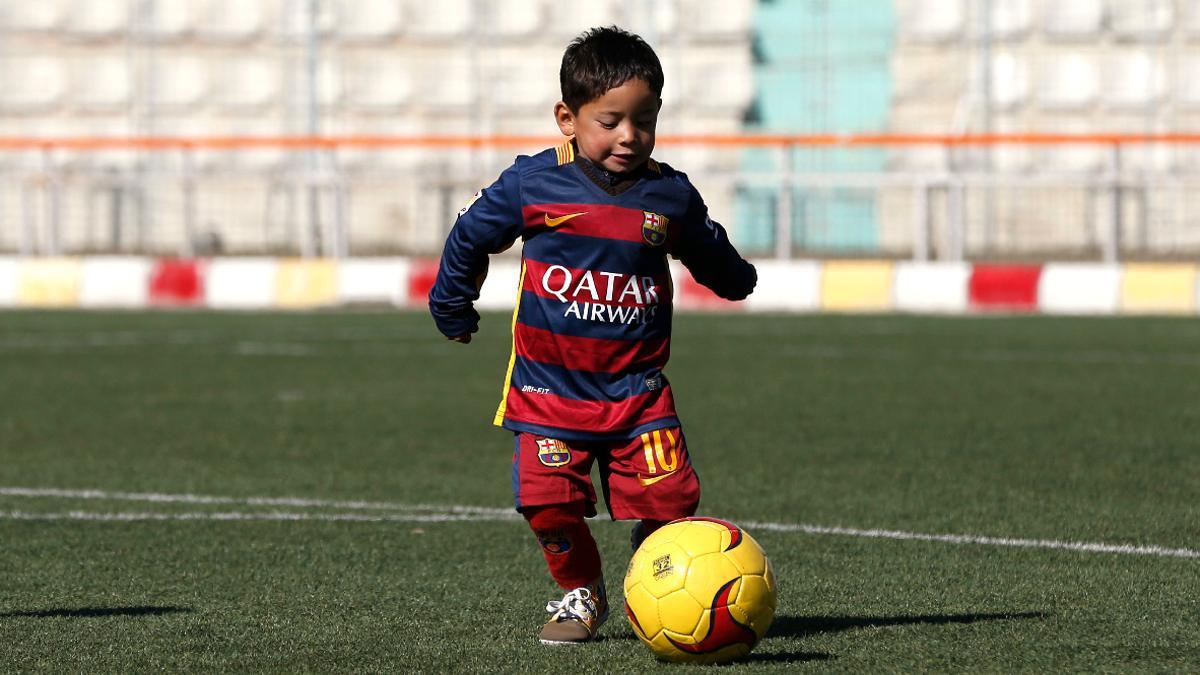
[544, 212, 588, 227]
[637, 471, 677, 487]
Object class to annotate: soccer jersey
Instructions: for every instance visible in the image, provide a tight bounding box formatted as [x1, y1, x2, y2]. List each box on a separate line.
[430, 140, 756, 441]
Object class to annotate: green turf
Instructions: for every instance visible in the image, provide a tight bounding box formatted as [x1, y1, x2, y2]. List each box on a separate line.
[0, 310, 1197, 671]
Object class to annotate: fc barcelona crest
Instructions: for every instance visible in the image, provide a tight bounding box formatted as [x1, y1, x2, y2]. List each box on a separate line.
[642, 211, 669, 247]
[536, 438, 571, 467]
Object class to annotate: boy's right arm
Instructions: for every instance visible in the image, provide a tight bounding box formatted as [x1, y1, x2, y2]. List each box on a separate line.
[429, 165, 524, 341]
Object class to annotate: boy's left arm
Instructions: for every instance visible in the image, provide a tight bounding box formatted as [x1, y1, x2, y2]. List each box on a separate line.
[673, 187, 757, 301]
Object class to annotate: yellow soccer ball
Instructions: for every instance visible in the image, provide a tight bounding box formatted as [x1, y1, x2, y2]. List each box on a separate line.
[623, 517, 777, 664]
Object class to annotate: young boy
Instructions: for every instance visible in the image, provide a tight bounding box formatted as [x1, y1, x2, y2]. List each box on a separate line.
[429, 26, 757, 645]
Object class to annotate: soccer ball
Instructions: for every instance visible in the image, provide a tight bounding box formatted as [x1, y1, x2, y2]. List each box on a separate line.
[623, 517, 776, 664]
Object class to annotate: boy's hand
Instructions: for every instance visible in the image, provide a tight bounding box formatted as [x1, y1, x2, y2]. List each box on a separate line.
[448, 334, 473, 344]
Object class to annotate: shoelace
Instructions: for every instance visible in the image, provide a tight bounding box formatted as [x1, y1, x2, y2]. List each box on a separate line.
[545, 588, 595, 622]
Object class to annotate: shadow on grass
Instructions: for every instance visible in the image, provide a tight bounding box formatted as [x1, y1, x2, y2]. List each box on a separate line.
[605, 612, 1043, 665]
[0, 606, 192, 619]
[768, 611, 1047, 639]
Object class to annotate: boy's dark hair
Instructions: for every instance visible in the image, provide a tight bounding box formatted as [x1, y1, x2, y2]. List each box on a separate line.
[560, 26, 664, 111]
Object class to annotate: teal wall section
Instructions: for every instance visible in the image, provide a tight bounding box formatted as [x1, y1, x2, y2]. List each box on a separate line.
[737, 0, 895, 255]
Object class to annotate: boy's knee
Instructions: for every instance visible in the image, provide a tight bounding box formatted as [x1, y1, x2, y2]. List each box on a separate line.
[522, 502, 587, 531]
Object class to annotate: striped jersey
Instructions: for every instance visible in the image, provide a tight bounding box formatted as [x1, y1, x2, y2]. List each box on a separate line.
[430, 140, 756, 441]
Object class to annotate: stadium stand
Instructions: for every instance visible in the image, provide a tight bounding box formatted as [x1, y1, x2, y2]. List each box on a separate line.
[2, 0, 1198, 267]
[144, 0, 195, 41]
[70, 54, 133, 112]
[0, 1, 64, 32]
[901, 0, 965, 43]
[990, 0, 1033, 40]
[333, 0, 404, 43]
[212, 56, 280, 112]
[1042, 0, 1104, 40]
[62, 0, 128, 39]
[196, 0, 265, 42]
[0, 57, 68, 112]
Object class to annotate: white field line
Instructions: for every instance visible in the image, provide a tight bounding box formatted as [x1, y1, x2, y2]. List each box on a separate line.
[0, 510, 517, 523]
[1, 486, 1197, 560]
[0, 487, 514, 516]
[742, 521, 1200, 560]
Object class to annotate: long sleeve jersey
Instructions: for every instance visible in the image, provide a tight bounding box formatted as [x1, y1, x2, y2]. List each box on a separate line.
[430, 140, 756, 441]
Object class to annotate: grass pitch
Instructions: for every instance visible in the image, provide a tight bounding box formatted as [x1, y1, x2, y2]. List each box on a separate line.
[0, 310, 1197, 671]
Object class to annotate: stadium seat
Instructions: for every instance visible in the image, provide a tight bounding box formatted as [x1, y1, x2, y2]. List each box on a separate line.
[63, 0, 129, 38]
[650, 0, 679, 36]
[334, 0, 402, 42]
[684, 0, 755, 40]
[891, 52, 963, 102]
[1177, 55, 1200, 107]
[70, 54, 131, 111]
[1102, 52, 1165, 109]
[989, 0, 1032, 39]
[901, 0, 965, 42]
[0, 57, 67, 112]
[196, 0, 264, 42]
[344, 57, 413, 111]
[1043, 0, 1104, 39]
[546, 0, 619, 39]
[145, 0, 194, 40]
[685, 54, 754, 115]
[277, 0, 335, 38]
[490, 59, 559, 113]
[1185, 0, 1200, 38]
[1109, 0, 1173, 41]
[405, 0, 471, 39]
[990, 51, 1028, 110]
[148, 56, 209, 110]
[492, 0, 544, 39]
[315, 57, 343, 109]
[212, 57, 280, 111]
[1035, 53, 1099, 109]
[0, 0, 64, 31]
[422, 55, 475, 110]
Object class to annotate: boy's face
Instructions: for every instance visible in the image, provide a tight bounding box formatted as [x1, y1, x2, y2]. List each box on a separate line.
[554, 78, 661, 174]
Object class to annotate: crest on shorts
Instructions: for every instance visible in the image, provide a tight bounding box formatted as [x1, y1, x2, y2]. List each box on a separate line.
[642, 211, 669, 247]
[536, 438, 570, 467]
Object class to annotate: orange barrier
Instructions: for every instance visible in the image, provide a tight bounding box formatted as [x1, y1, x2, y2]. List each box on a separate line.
[2, 132, 1200, 151]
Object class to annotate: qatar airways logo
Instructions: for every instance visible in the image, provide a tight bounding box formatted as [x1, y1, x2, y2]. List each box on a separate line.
[540, 265, 661, 325]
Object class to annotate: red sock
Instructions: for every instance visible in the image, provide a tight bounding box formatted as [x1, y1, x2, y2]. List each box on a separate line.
[523, 502, 602, 590]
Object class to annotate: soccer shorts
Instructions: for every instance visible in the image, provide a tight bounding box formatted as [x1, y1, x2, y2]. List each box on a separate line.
[511, 426, 700, 521]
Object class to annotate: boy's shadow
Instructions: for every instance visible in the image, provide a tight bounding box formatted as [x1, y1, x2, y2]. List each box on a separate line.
[742, 611, 1046, 663]
[768, 611, 1046, 640]
[607, 611, 1045, 665]
[0, 606, 192, 619]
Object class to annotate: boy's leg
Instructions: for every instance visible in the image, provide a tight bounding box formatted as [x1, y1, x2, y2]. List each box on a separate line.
[511, 433, 608, 643]
[600, 426, 700, 548]
[522, 501, 602, 591]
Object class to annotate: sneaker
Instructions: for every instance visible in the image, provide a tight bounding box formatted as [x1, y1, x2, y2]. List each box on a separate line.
[538, 587, 609, 645]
